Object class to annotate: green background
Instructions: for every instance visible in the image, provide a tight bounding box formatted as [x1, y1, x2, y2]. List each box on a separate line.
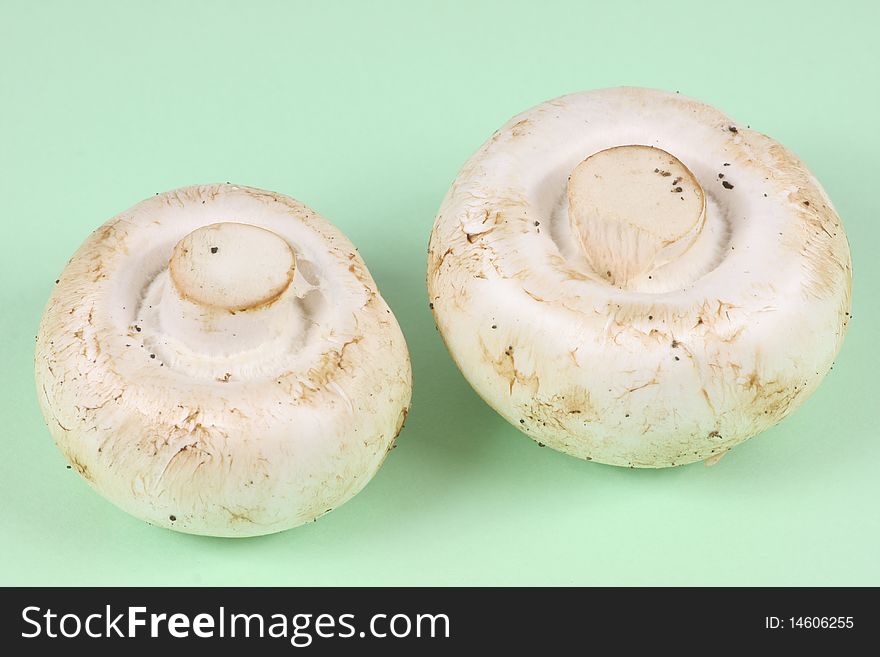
[1, 0, 877, 586]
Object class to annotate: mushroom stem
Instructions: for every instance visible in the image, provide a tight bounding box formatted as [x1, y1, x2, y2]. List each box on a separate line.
[567, 145, 707, 288]
[161, 222, 298, 355]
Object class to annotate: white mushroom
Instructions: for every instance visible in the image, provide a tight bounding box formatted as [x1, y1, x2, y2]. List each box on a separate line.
[36, 184, 411, 536]
[428, 87, 851, 467]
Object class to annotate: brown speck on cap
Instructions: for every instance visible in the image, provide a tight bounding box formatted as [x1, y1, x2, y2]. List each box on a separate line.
[210, 246, 219, 254]
[728, 126, 738, 133]
[722, 181, 734, 189]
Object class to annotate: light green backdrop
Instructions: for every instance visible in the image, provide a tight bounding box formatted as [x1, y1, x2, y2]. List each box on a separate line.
[1, 0, 877, 586]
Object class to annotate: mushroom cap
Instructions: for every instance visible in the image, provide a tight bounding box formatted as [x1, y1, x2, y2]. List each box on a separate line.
[427, 87, 851, 467]
[36, 184, 411, 536]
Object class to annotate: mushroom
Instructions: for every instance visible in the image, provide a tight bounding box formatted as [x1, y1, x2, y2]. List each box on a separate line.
[428, 87, 851, 467]
[36, 184, 411, 535]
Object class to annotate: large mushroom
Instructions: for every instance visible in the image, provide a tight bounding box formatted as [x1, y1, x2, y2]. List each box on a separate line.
[36, 184, 411, 536]
[428, 87, 851, 467]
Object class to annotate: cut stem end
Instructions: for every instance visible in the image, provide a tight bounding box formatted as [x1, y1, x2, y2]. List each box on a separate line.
[567, 145, 706, 288]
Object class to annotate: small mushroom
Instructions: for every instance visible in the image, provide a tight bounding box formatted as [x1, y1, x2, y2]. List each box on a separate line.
[36, 184, 411, 535]
[427, 87, 851, 467]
